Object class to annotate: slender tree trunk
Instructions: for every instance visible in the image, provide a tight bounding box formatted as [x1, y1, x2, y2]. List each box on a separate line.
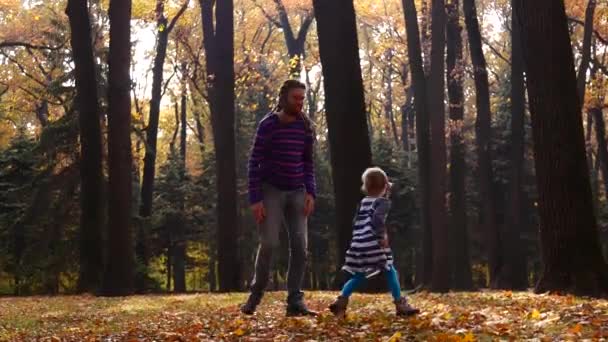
[273, 0, 314, 78]
[383, 49, 400, 146]
[446, 0, 472, 290]
[428, 0, 449, 293]
[513, 0, 608, 296]
[576, 0, 596, 105]
[402, 0, 433, 287]
[312, 0, 372, 287]
[200, 0, 241, 291]
[173, 71, 188, 293]
[463, 0, 500, 287]
[102, 0, 134, 296]
[66, 0, 104, 293]
[137, 1, 188, 292]
[496, 1, 528, 290]
[593, 107, 608, 199]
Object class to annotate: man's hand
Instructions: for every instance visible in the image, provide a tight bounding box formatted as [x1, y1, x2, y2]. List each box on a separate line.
[251, 202, 266, 224]
[304, 193, 315, 216]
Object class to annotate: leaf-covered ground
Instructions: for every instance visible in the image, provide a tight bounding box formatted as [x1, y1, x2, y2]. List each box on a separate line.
[1, 291, 607, 341]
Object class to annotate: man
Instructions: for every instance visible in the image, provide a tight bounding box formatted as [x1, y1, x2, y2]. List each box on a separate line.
[241, 79, 316, 316]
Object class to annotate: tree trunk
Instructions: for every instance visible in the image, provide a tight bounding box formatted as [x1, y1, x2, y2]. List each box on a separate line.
[173, 70, 188, 293]
[576, 0, 596, 105]
[273, 0, 314, 78]
[513, 0, 608, 296]
[137, 1, 188, 292]
[312, 0, 372, 286]
[66, 0, 104, 294]
[102, 0, 134, 296]
[446, 0, 472, 290]
[593, 107, 608, 199]
[496, 1, 528, 290]
[383, 49, 400, 146]
[402, 0, 433, 287]
[428, 0, 449, 293]
[463, 0, 500, 287]
[200, 0, 241, 291]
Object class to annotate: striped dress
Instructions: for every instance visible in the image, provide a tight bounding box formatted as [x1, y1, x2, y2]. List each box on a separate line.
[342, 196, 394, 278]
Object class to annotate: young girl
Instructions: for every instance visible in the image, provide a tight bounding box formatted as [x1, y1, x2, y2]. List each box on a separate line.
[329, 167, 420, 317]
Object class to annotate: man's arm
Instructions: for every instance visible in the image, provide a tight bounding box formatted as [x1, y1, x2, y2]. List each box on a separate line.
[303, 129, 316, 198]
[248, 118, 271, 204]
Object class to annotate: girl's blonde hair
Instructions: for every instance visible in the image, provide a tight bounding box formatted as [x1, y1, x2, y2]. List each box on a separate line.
[361, 167, 392, 195]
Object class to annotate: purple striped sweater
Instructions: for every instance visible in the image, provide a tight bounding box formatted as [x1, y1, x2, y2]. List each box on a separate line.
[248, 113, 316, 204]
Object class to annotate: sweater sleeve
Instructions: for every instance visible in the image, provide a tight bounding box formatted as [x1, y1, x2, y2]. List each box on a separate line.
[248, 117, 273, 204]
[371, 198, 391, 236]
[303, 129, 316, 198]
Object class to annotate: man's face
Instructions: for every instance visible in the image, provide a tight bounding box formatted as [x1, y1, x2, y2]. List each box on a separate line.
[285, 88, 305, 115]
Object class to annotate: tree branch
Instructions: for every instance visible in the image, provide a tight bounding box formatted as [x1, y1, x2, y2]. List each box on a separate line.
[482, 37, 510, 66]
[252, 0, 282, 28]
[568, 16, 608, 45]
[167, 0, 191, 33]
[0, 41, 64, 50]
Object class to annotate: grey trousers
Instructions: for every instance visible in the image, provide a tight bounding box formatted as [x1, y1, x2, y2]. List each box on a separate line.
[249, 184, 308, 304]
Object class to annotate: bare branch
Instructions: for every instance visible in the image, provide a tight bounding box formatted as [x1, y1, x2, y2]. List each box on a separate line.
[0, 41, 64, 50]
[167, 0, 190, 33]
[252, 0, 282, 28]
[482, 37, 511, 66]
[568, 16, 608, 45]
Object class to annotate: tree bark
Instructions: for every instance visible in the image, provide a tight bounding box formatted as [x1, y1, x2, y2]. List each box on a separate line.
[312, 0, 372, 286]
[101, 0, 134, 296]
[513, 0, 608, 296]
[446, 0, 473, 290]
[463, 0, 500, 287]
[200, 0, 241, 291]
[402, 0, 433, 286]
[428, 0, 449, 293]
[66, 0, 104, 294]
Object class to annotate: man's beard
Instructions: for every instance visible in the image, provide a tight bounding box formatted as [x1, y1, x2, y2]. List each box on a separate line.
[285, 105, 301, 116]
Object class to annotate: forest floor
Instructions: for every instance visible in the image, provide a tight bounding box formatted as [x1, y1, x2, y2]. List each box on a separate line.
[1, 290, 607, 341]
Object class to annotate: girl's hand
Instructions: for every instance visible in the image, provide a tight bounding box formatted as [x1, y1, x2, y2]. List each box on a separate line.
[379, 233, 390, 248]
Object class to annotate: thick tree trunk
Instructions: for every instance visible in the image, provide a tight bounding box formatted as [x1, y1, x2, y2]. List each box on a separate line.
[446, 0, 473, 290]
[402, 0, 433, 287]
[428, 0, 449, 293]
[513, 0, 608, 296]
[66, 0, 104, 294]
[200, 0, 241, 291]
[496, 1, 528, 290]
[102, 0, 134, 296]
[312, 0, 372, 287]
[463, 0, 500, 287]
